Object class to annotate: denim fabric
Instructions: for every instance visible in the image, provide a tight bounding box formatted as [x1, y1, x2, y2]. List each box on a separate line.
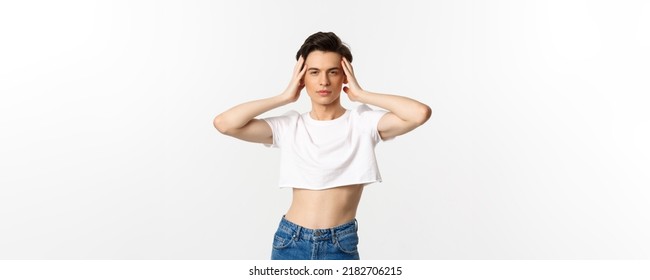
[271, 216, 360, 260]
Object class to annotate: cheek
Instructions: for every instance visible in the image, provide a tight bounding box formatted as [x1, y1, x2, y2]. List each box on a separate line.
[305, 76, 318, 85]
[304, 77, 319, 91]
[333, 75, 345, 85]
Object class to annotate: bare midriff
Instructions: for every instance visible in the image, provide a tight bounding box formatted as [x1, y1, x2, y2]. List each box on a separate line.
[284, 184, 364, 229]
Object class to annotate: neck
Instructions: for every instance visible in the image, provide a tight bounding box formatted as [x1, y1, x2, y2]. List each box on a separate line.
[310, 103, 346, 120]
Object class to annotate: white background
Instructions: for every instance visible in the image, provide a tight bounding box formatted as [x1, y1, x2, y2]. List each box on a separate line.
[1, 0, 649, 259]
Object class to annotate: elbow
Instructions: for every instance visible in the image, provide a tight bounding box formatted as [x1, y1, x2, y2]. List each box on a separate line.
[213, 114, 231, 135]
[414, 104, 432, 126]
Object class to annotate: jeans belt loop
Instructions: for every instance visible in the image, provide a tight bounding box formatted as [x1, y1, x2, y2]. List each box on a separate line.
[294, 226, 302, 241]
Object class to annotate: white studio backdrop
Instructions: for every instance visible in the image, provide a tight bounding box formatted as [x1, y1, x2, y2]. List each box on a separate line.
[0, 0, 649, 259]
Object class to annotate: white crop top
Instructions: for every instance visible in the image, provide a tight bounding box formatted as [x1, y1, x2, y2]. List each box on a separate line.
[263, 104, 391, 190]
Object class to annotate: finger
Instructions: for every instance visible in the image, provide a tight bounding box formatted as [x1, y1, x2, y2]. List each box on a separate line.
[342, 58, 353, 75]
[340, 59, 351, 76]
[296, 63, 307, 86]
[341, 60, 356, 84]
[298, 62, 308, 77]
[342, 57, 350, 69]
[298, 55, 305, 70]
[294, 55, 305, 74]
[340, 60, 351, 83]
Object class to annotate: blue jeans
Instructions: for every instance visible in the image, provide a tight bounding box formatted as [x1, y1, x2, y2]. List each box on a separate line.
[271, 216, 361, 260]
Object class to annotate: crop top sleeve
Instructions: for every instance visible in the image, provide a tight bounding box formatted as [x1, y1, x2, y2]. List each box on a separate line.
[355, 104, 393, 143]
[262, 110, 300, 148]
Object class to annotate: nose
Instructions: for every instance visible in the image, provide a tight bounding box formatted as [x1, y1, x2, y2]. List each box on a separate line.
[319, 73, 330, 86]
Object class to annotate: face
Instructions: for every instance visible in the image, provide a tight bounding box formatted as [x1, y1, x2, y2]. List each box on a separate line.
[303, 50, 347, 106]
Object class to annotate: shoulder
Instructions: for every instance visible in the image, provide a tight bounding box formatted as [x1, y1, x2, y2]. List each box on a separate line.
[352, 104, 373, 115]
[263, 110, 301, 125]
[351, 104, 389, 123]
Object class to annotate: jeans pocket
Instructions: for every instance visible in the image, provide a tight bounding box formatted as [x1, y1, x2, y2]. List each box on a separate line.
[272, 228, 295, 250]
[335, 232, 359, 254]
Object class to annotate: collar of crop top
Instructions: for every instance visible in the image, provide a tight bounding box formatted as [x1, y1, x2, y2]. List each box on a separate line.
[305, 109, 350, 125]
[308, 107, 348, 120]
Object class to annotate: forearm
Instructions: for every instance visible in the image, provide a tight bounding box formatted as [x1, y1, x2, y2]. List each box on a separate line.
[356, 90, 431, 124]
[213, 94, 289, 132]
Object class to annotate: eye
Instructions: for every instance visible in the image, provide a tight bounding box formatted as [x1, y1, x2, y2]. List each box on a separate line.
[309, 71, 318, 75]
[329, 71, 339, 75]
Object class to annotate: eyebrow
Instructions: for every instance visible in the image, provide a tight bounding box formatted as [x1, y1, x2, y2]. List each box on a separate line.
[307, 67, 340, 71]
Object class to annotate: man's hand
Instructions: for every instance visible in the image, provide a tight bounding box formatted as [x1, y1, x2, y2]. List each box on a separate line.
[339, 57, 431, 140]
[341, 57, 366, 102]
[280, 55, 307, 103]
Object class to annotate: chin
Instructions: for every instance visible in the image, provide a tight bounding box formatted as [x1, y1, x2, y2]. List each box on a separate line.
[308, 95, 340, 105]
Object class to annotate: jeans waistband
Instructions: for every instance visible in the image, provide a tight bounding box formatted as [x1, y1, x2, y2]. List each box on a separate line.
[277, 215, 358, 242]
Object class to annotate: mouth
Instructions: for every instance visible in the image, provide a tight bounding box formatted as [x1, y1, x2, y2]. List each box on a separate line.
[317, 90, 332, 96]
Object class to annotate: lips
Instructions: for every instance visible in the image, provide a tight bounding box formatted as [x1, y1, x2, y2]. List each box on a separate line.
[317, 90, 331, 96]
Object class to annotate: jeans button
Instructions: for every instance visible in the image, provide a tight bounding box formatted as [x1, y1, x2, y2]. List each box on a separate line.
[314, 231, 321, 236]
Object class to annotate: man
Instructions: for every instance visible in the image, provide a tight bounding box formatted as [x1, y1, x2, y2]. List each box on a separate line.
[213, 32, 431, 260]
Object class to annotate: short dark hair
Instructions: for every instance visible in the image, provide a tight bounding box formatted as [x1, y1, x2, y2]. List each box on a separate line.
[295, 32, 353, 62]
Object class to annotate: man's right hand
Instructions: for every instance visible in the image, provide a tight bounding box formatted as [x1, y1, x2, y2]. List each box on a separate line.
[214, 55, 307, 143]
[280, 55, 307, 103]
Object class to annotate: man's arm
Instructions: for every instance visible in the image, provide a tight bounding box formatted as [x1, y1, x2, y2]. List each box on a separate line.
[355, 91, 431, 140]
[213, 56, 307, 144]
[340, 57, 431, 140]
[213, 95, 290, 144]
